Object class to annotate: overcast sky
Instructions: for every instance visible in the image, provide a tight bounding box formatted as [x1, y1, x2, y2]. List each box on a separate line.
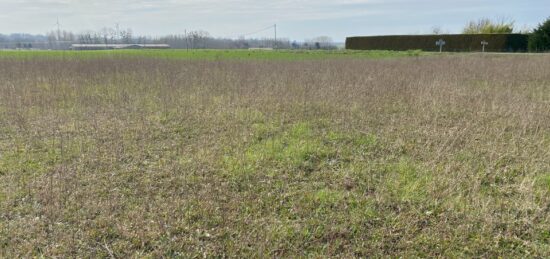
[0, 0, 548, 41]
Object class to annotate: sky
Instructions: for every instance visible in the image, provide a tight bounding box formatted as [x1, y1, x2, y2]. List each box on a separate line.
[0, 0, 548, 42]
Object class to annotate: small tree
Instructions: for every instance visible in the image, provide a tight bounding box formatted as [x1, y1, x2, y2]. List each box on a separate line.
[528, 18, 550, 52]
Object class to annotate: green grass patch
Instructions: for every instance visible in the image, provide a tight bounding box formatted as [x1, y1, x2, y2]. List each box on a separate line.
[223, 122, 334, 176]
[0, 135, 93, 178]
[222, 120, 382, 181]
[311, 188, 346, 207]
[535, 173, 550, 192]
[0, 49, 424, 61]
[382, 158, 432, 203]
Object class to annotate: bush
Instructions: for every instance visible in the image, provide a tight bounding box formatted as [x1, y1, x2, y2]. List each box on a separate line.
[528, 18, 550, 52]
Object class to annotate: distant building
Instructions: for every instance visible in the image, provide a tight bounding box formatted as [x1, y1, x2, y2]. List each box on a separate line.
[248, 47, 274, 51]
[71, 44, 170, 50]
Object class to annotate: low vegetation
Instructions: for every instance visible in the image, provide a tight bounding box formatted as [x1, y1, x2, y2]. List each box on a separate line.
[0, 49, 422, 61]
[0, 51, 549, 257]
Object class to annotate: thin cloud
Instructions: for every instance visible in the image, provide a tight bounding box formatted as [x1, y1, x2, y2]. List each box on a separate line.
[0, 0, 547, 41]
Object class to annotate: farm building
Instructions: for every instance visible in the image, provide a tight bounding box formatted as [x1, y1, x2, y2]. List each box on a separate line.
[346, 34, 528, 52]
[71, 44, 170, 50]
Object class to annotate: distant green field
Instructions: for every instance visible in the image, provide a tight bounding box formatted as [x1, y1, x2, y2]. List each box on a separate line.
[0, 49, 423, 60]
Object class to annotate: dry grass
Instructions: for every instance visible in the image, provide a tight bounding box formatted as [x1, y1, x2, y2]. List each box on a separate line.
[0, 54, 549, 257]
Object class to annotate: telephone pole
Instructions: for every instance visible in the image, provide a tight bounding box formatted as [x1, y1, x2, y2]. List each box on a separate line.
[55, 18, 62, 50]
[274, 24, 277, 50]
[56, 18, 61, 40]
[115, 23, 120, 42]
[185, 29, 189, 52]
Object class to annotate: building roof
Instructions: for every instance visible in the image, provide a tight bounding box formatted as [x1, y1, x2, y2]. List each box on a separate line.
[71, 44, 170, 49]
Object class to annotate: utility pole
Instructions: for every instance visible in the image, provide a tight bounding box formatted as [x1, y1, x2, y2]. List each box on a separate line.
[56, 18, 61, 40]
[185, 29, 189, 51]
[274, 24, 277, 50]
[55, 18, 61, 50]
[115, 23, 120, 43]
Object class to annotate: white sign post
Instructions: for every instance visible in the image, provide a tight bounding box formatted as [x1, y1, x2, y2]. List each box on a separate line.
[481, 40, 489, 53]
[436, 39, 446, 53]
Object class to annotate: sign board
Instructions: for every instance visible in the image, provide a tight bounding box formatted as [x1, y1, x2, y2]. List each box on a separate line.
[481, 41, 489, 53]
[435, 39, 446, 52]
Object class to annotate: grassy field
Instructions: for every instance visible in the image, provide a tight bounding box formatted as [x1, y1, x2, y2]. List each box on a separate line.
[0, 49, 422, 60]
[0, 50, 549, 257]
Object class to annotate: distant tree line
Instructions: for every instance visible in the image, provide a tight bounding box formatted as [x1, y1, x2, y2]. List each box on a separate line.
[0, 33, 48, 49]
[0, 27, 337, 50]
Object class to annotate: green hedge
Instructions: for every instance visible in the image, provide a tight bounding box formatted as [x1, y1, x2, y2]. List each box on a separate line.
[346, 34, 529, 52]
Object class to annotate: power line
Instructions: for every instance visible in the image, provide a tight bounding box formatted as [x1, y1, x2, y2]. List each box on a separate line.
[241, 24, 275, 37]
[225, 24, 276, 39]
[223, 24, 279, 49]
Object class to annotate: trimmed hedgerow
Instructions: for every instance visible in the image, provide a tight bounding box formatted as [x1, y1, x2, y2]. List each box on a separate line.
[346, 34, 528, 52]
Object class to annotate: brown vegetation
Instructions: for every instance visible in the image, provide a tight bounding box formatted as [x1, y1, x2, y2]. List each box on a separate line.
[0, 54, 549, 257]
